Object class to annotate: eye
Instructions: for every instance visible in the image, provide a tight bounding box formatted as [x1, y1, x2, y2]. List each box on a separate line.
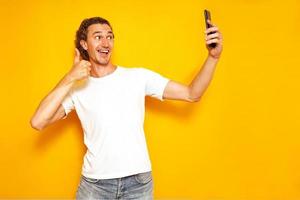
[107, 35, 113, 40]
[95, 35, 102, 40]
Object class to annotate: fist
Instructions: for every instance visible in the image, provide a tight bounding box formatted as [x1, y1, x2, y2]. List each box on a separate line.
[205, 20, 223, 59]
[68, 48, 91, 81]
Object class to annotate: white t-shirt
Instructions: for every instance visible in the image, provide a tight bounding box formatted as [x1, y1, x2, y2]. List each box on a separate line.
[62, 66, 169, 179]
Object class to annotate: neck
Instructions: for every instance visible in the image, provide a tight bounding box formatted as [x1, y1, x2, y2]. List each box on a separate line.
[89, 61, 116, 78]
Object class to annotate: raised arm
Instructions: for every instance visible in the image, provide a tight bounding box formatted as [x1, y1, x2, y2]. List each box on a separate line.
[30, 49, 91, 131]
[163, 20, 223, 102]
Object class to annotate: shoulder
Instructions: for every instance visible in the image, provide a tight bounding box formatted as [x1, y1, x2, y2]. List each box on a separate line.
[117, 66, 165, 81]
[123, 66, 159, 75]
[117, 66, 149, 76]
[118, 66, 144, 72]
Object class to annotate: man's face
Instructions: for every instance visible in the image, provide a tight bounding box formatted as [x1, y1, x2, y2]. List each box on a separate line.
[81, 23, 114, 65]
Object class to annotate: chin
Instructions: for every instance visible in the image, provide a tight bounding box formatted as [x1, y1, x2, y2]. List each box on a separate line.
[92, 56, 108, 65]
[98, 57, 111, 65]
[98, 60, 109, 66]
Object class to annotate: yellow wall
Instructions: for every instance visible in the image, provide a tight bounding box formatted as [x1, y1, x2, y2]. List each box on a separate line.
[1, 0, 300, 199]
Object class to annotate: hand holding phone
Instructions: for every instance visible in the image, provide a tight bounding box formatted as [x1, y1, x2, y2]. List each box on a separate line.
[204, 9, 217, 48]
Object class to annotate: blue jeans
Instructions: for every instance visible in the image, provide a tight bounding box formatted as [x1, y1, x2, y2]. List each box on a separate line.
[76, 171, 153, 200]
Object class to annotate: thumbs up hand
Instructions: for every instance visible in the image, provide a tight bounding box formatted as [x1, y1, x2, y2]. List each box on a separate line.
[68, 48, 91, 82]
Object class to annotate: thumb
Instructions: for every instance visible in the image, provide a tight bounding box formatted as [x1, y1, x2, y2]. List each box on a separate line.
[74, 48, 81, 64]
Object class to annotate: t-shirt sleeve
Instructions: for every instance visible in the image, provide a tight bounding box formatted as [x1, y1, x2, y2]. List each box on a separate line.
[61, 92, 75, 119]
[141, 68, 170, 101]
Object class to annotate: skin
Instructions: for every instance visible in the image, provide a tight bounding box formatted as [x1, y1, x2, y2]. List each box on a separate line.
[163, 20, 223, 102]
[80, 24, 117, 78]
[30, 20, 223, 131]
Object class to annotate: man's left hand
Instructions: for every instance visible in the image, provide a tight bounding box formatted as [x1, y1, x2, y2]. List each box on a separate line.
[205, 20, 223, 59]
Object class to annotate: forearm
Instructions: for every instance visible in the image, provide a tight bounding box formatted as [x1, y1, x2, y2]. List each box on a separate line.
[30, 74, 75, 129]
[189, 55, 219, 100]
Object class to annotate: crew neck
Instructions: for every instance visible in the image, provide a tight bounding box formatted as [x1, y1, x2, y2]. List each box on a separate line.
[88, 66, 120, 81]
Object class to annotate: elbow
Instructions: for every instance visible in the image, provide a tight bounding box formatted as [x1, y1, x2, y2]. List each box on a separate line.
[30, 118, 45, 131]
[187, 86, 203, 103]
[186, 95, 201, 103]
[187, 89, 202, 103]
[190, 97, 201, 103]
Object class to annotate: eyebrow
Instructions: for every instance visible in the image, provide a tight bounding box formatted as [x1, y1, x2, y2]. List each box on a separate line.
[92, 31, 113, 35]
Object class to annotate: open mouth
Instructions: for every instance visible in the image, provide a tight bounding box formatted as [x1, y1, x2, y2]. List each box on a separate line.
[97, 49, 110, 56]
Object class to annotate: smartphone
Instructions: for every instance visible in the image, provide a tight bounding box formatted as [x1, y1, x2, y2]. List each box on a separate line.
[204, 9, 217, 48]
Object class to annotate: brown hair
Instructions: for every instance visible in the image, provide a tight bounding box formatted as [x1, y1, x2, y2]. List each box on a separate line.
[75, 17, 113, 60]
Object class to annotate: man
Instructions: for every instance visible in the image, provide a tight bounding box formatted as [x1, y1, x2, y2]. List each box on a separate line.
[30, 17, 223, 199]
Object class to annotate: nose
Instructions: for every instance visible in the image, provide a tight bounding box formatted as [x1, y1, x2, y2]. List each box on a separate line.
[101, 38, 109, 47]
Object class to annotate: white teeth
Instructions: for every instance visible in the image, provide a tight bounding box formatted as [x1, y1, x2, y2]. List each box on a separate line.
[99, 50, 109, 53]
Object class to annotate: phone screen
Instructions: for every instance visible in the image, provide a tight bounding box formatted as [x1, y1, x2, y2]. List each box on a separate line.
[204, 9, 211, 29]
[204, 9, 217, 48]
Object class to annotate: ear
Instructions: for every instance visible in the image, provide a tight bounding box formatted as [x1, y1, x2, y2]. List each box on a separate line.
[80, 40, 88, 50]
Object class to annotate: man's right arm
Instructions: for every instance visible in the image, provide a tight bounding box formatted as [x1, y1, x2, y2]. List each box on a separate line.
[30, 75, 75, 131]
[30, 49, 91, 131]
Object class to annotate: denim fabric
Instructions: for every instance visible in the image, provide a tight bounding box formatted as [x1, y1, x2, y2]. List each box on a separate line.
[76, 171, 153, 200]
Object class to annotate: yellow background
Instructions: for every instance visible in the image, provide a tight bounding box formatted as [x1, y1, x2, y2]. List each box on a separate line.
[1, 0, 300, 199]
